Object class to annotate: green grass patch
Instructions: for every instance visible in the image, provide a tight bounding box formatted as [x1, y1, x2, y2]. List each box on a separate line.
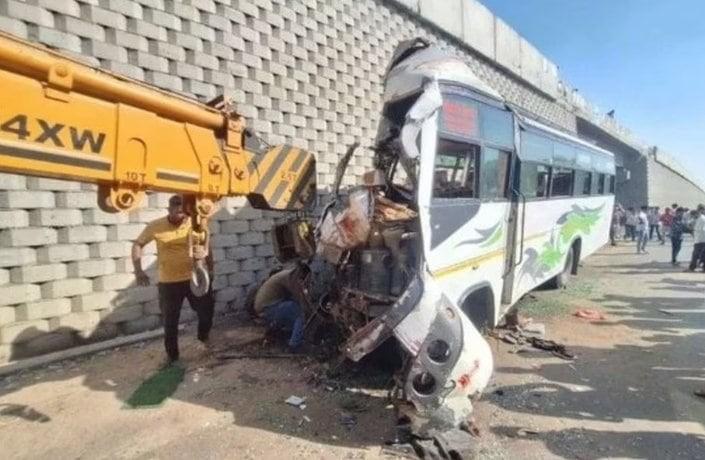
[565, 279, 595, 297]
[519, 279, 597, 318]
[126, 364, 185, 408]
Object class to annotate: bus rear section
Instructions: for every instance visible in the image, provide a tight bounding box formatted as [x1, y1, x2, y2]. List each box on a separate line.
[504, 117, 616, 306]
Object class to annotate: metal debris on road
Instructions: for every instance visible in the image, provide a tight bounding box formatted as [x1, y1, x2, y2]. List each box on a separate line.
[285, 395, 306, 407]
[521, 323, 546, 338]
[528, 337, 576, 360]
[490, 328, 576, 360]
[340, 412, 357, 428]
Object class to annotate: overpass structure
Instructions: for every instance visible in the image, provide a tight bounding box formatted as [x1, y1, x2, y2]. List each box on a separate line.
[0, 0, 703, 362]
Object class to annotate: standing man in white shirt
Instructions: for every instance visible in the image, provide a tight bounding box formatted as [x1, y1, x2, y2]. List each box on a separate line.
[687, 204, 705, 272]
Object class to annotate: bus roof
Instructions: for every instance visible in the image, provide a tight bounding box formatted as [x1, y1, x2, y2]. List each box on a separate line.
[383, 45, 503, 105]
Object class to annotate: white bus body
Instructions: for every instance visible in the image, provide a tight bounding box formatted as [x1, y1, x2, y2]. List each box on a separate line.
[276, 39, 615, 432]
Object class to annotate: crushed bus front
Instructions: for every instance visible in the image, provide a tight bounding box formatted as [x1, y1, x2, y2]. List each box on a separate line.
[269, 39, 497, 433]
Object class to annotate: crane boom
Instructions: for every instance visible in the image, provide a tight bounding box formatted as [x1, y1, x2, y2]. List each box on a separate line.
[0, 31, 317, 216]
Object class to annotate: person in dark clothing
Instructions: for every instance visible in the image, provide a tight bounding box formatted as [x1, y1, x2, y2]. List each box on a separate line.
[132, 195, 215, 364]
[253, 263, 311, 351]
[669, 208, 686, 266]
[625, 207, 637, 241]
[648, 207, 663, 242]
[610, 204, 624, 246]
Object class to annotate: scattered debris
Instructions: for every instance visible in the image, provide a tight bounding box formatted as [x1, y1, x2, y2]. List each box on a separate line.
[573, 309, 606, 321]
[285, 395, 306, 407]
[339, 396, 369, 413]
[491, 327, 575, 360]
[501, 334, 518, 345]
[339, 412, 357, 428]
[658, 309, 675, 316]
[409, 428, 478, 459]
[216, 352, 302, 360]
[303, 415, 312, 423]
[460, 418, 481, 437]
[521, 322, 546, 338]
[528, 338, 575, 360]
[517, 428, 539, 437]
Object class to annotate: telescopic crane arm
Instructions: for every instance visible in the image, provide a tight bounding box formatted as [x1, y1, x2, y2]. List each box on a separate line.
[0, 32, 316, 283]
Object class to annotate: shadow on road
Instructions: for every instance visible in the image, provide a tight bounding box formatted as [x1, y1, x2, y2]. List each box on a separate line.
[491, 426, 705, 459]
[482, 245, 705, 458]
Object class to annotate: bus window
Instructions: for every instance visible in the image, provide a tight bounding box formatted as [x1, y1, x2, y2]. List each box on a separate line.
[536, 165, 550, 198]
[597, 174, 606, 194]
[480, 147, 510, 199]
[608, 175, 615, 194]
[433, 139, 478, 199]
[480, 104, 513, 148]
[521, 131, 553, 164]
[575, 170, 592, 195]
[551, 167, 574, 197]
[520, 162, 550, 198]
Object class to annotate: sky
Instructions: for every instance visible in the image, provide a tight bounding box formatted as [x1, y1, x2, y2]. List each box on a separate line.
[480, 0, 705, 184]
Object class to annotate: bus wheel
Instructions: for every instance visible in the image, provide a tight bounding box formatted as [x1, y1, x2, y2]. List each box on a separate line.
[549, 245, 575, 289]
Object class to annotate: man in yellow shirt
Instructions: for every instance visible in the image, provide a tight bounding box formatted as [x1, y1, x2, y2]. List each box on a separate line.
[132, 195, 214, 364]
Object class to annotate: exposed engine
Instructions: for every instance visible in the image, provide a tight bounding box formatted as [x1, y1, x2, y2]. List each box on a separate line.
[317, 187, 419, 340]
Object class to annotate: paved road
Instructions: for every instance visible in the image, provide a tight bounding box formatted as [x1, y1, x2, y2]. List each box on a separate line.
[475, 238, 705, 459]
[0, 239, 703, 459]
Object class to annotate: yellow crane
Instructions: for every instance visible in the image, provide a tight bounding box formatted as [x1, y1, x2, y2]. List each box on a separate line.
[0, 32, 316, 290]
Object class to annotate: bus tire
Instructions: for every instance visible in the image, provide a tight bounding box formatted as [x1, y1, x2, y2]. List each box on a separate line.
[548, 245, 575, 289]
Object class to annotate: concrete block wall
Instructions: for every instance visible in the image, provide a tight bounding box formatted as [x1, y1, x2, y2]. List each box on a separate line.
[0, 0, 577, 363]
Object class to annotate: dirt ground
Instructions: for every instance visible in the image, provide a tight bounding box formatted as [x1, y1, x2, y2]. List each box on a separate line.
[1, 240, 704, 459]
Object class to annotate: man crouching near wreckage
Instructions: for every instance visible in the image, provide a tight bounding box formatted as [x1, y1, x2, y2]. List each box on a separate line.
[251, 263, 311, 352]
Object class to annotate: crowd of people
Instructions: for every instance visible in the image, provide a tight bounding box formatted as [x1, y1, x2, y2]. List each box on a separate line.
[610, 203, 705, 271]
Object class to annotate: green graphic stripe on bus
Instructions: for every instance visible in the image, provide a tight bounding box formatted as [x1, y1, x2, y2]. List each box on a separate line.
[455, 221, 501, 248]
[519, 204, 604, 282]
[558, 204, 604, 246]
[480, 224, 503, 249]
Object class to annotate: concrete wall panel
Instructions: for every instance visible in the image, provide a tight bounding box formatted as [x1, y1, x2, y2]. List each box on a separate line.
[419, 0, 463, 38]
[648, 158, 705, 208]
[461, 0, 495, 60]
[520, 39, 543, 91]
[495, 17, 521, 75]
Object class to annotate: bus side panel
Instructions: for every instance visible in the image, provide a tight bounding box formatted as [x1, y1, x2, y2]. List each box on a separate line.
[511, 195, 613, 302]
[423, 201, 510, 326]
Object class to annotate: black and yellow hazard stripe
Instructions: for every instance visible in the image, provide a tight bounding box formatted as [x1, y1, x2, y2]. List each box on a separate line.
[247, 144, 316, 210]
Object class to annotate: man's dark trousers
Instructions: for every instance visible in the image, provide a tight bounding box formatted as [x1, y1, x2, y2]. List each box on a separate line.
[158, 281, 214, 361]
[688, 242, 705, 271]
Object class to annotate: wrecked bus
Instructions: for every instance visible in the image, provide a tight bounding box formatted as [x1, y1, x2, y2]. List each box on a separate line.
[272, 38, 616, 432]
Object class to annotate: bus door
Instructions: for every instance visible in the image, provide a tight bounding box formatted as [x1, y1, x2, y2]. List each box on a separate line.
[417, 136, 514, 327]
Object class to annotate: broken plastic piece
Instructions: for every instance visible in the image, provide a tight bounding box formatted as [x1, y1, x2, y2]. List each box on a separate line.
[285, 395, 306, 407]
[573, 309, 606, 320]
